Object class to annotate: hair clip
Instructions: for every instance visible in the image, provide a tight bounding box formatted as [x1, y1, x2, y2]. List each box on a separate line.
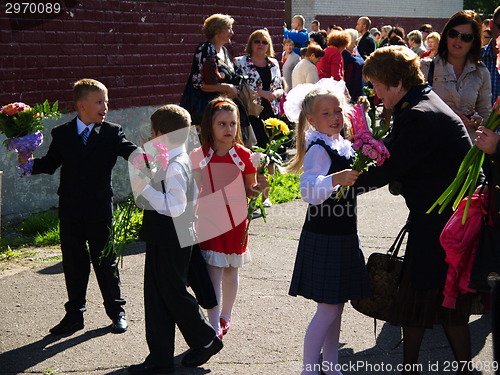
[214, 101, 234, 108]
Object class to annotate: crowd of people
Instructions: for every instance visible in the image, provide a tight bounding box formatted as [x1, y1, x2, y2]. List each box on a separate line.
[15, 7, 500, 375]
[178, 8, 500, 375]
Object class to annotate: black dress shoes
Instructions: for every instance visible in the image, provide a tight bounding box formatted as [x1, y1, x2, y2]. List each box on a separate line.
[181, 336, 223, 368]
[128, 362, 174, 374]
[49, 315, 84, 335]
[111, 315, 128, 333]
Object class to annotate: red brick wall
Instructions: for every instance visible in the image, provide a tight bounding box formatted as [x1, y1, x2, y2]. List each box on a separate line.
[316, 15, 449, 40]
[1, 0, 284, 111]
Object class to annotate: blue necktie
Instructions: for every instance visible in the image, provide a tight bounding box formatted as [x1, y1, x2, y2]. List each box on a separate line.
[81, 127, 90, 145]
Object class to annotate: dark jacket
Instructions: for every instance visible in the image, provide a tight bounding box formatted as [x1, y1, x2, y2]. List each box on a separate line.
[484, 140, 500, 228]
[357, 32, 376, 60]
[356, 85, 472, 289]
[32, 117, 137, 221]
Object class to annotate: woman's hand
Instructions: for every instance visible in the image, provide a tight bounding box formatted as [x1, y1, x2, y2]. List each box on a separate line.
[258, 89, 276, 102]
[223, 83, 239, 99]
[475, 126, 500, 155]
[460, 112, 484, 130]
[332, 169, 360, 187]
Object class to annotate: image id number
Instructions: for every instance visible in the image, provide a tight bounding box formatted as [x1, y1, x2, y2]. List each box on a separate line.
[5, 2, 61, 14]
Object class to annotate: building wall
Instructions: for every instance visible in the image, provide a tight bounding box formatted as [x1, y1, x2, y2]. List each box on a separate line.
[0, 0, 284, 220]
[1, 0, 285, 111]
[291, 0, 463, 32]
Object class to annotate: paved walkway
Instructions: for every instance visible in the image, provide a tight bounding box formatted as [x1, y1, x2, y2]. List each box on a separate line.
[0, 188, 495, 374]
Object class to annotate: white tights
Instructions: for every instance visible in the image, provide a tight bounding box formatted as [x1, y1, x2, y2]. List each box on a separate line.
[302, 303, 344, 375]
[206, 265, 239, 332]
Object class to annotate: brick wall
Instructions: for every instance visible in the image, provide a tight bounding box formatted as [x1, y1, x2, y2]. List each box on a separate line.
[0, 0, 285, 111]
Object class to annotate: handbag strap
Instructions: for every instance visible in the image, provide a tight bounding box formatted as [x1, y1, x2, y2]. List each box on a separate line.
[427, 59, 435, 86]
[387, 223, 408, 258]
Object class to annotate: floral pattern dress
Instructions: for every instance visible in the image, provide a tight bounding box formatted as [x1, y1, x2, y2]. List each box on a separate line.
[233, 55, 284, 116]
[191, 41, 239, 89]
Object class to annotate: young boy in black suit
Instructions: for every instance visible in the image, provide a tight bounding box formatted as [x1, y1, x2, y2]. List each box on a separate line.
[128, 105, 222, 374]
[21, 78, 137, 334]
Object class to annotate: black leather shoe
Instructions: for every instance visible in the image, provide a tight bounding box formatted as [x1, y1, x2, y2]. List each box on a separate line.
[49, 315, 84, 335]
[181, 336, 223, 368]
[111, 316, 128, 333]
[128, 362, 174, 374]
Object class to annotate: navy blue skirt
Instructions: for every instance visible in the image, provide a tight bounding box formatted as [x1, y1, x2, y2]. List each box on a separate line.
[289, 229, 371, 304]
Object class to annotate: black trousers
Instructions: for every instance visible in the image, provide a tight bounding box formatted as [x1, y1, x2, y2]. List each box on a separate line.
[59, 216, 125, 320]
[144, 242, 215, 367]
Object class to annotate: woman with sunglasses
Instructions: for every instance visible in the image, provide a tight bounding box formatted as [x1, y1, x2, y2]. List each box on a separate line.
[234, 29, 284, 129]
[420, 10, 491, 140]
[234, 29, 284, 206]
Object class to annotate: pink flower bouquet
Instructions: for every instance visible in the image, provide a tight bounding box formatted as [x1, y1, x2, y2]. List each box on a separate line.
[335, 103, 390, 199]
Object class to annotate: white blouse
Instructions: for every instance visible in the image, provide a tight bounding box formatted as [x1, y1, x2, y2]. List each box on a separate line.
[141, 146, 198, 218]
[300, 130, 355, 205]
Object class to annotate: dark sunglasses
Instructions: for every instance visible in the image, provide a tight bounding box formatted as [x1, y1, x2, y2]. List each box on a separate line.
[447, 28, 474, 43]
[253, 39, 269, 45]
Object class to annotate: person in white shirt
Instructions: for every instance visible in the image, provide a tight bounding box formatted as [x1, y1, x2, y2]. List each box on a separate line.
[291, 44, 325, 88]
[129, 105, 223, 374]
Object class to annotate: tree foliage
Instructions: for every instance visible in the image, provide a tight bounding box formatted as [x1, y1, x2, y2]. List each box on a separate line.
[464, 0, 497, 19]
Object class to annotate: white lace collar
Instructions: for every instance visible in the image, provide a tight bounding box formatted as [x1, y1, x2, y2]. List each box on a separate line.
[305, 129, 355, 159]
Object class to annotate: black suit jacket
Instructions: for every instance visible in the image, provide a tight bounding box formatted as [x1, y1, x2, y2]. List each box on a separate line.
[32, 117, 137, 221]
[358, 32, 376, 60]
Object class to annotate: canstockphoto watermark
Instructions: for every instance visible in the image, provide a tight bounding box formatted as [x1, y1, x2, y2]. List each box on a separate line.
[291, 361, 425, 373]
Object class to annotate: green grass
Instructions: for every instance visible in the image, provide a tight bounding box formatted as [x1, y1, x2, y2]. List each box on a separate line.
[112, 199, 143, 245]
[268, 171, 301, 204]
[20, 210, 59, 237]
[1, 174, 300, 255]
[34, 226, 60, 246]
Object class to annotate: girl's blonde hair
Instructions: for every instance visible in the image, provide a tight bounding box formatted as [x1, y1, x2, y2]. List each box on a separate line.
[286, 88, 349, 173]
[199, 97, 244, 147]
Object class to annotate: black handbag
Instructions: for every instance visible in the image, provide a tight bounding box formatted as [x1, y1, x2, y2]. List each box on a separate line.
[179, 73, 216, 125]
[469, 221, 500, 293]
[187, 243, 218, 309]
[351, 224, 408, 321]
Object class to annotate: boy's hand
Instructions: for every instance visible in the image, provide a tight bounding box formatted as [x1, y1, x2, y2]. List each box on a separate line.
[332, 169, 360, 187]
[131, 174, 148, 194]
[18, 152, 32, 165]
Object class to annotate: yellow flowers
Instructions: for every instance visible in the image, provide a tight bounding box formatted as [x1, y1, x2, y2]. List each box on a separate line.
[263, 118, 290, 135]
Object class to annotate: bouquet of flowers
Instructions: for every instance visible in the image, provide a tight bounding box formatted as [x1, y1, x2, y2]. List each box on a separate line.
[101, 143, 170, 265]
[335, 103, 390, 199]
[427, 96, 500, 223]
[242, 117, 290, 244]
[132, 142, 170, 172]
[0, 100, 61, 177]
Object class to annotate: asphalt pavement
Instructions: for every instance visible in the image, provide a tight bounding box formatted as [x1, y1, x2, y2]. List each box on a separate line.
[0, 188, 495, 375]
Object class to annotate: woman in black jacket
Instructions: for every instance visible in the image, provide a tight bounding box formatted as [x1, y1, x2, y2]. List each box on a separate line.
[356, 46, 474, 374]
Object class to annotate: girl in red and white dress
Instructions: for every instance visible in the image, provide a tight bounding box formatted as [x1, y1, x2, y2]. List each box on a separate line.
[191, 97, 267, 338]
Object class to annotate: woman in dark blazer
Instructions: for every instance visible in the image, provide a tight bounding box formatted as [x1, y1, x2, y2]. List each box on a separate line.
[356, 46, 474, 374]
